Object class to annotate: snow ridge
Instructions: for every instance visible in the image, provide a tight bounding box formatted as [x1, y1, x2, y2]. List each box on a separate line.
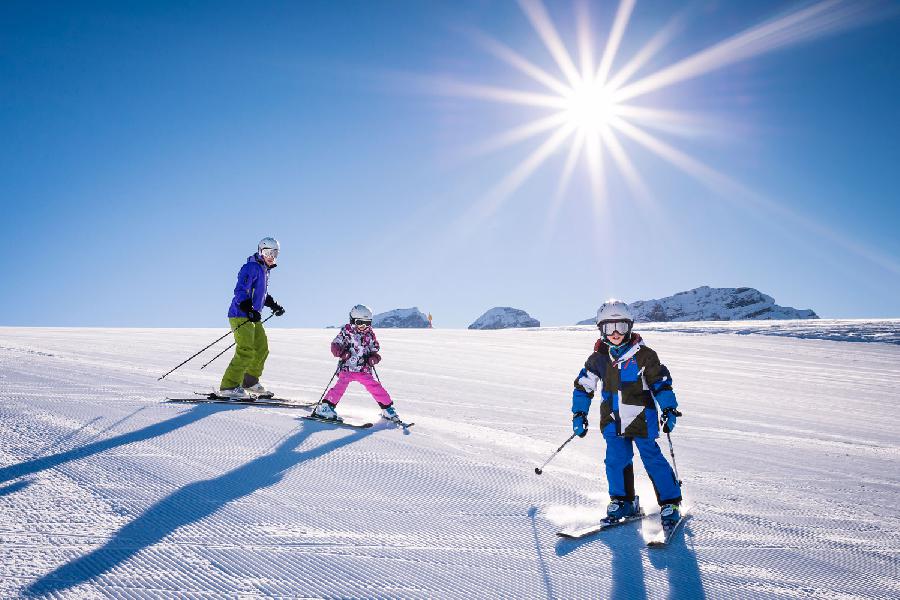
[373, 307, 430, 328]
[578, 286, 818, 324]
[469, 307, 540, 330]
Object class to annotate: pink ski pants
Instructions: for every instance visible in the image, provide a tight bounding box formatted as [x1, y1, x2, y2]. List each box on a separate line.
[325, 371, 393, 407]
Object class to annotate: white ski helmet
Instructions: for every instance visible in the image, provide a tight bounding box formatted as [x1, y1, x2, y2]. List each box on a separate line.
[349, 304, 373, 324]
[258, 237, 280, 263]
[596, 299, 634, 342]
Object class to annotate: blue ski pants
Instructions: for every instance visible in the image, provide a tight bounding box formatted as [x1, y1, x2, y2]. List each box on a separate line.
[604, 434, 682, 505]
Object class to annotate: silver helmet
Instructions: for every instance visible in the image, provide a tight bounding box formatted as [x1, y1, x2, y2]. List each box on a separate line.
[349, 304, 373, 324]
[596, 299, 634, 343]
[258, 237, 280, 263]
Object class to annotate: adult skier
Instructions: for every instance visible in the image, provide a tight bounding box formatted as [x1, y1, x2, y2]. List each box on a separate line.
[571, 299, 683, 527]
[312, 304, 403, 424]
[218, 237, 285, 400]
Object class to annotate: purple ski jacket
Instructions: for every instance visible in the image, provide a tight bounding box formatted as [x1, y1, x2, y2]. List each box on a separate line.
[227, 254, 275, 318]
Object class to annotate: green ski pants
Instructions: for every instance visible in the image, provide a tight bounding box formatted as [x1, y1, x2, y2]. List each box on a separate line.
[219, 317, 269, 390]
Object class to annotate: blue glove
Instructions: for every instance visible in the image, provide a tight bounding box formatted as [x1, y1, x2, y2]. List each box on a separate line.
[661, 407, 681, 433]
[572, 411, 588, 438]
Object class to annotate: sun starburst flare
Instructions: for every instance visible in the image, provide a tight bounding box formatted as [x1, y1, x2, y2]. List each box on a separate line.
[435, 0, 887, 227]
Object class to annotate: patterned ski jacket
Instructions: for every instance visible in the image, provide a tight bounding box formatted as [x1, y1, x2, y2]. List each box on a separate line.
[228, 254, 275, 318]
[331, 324, 381, 373]
[571, 333, 677, 439]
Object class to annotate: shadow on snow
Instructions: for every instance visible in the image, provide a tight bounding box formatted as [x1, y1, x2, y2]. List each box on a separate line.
[23, 413, 372, 596]
[0, 403, 221, 486]
[555, 519, 705, 599]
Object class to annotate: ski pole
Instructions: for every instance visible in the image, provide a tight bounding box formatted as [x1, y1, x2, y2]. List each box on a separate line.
[199, 312, 275, 370]
[660, 409, 684, 486]
[158, 318, 254, 381]
[534, 432, 578, 475]
[664, 430, 682, 486]
[310, 367, 340, 415]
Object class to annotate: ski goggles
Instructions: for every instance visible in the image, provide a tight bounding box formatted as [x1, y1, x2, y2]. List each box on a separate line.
[351, 319, 372, 328]
[599, 320, 632, 336]
[260, 247, 279, 261]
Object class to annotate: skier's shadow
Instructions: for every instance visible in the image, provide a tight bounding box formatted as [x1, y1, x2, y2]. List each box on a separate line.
[0, 403, 222, 487]
[647, 521, 706, 599]
[555, 519, 705, 599]
[556, 524, 649, 599]
[24, 421, 373, 597]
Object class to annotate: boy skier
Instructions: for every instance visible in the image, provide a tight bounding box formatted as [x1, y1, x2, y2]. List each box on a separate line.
[312, 304, 402, 424]
[571, 299, 682, 526]
[218, 237, 285, 400]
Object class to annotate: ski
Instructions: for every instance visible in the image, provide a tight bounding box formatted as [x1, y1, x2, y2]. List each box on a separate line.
[646, 513, 690, 547]
[301, 415, 373, 429]
[557, 512, 647, 539]
[191, 391, 315, 404]
[166, 397, 314, 409]
[383, 416, 415, 429]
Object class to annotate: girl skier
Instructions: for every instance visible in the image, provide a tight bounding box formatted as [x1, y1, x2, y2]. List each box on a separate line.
[571, 299, 683, 527]
[312, 304, 403, 424]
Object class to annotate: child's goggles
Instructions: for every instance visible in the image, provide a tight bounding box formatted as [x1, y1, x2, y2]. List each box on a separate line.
[260, 247, 279, 260]
[599, 320, 632, 336]
[352, 319, 372, 328]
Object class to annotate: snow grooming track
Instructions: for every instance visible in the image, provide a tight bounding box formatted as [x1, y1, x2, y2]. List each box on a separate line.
[0, 326, 899, 598]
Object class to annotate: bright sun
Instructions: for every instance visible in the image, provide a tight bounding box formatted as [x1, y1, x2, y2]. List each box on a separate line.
[562, 81, 617, 134]
[437, 0, 873, 219]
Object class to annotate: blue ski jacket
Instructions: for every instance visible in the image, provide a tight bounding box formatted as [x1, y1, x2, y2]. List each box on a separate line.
[227, 254, 275, 318]
[571, 333, 677, 439]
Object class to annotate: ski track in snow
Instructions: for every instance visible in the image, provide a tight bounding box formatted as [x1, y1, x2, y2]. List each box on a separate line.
[0, 325, 898, 598]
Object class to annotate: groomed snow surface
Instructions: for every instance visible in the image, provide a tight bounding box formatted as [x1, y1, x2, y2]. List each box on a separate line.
[1, 322, 899, 599]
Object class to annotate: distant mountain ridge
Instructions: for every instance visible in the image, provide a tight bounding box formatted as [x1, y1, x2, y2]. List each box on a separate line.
[577, 286, 818, 324]
[373, 307, 430, 328]
[470, 307, 540, 330]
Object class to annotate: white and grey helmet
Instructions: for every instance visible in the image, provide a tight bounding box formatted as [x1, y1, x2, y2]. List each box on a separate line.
[596, 299, 634, 342]
[349, 304, 374, 325]
[258, 237, 280, 263]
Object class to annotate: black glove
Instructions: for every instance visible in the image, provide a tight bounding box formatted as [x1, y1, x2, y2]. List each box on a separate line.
[661, 407, 682, 433]
[264, 294, 285, 316]
[572, 411, 588, 438]
[239, 299, 262, 322]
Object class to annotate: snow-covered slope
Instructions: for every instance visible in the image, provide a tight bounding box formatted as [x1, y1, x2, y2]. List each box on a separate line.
[1, 324, 898, 598]
[373, 307, 430, 328]
[469, 307, 540, 329]
[578, 286, 818, 324]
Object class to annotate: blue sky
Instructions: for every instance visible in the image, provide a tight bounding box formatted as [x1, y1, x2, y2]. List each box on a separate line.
[2, 0, 898, 328]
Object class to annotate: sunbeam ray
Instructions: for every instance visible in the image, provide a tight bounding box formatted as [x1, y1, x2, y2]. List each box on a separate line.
[613, 0, 876, 103]
[434, 78, 569, 109]
[575, 0, 595, 80]
[596, 0, 636, 86]
[468, 29, 572, 97]
[518, 0, 582, 87]
[479, 124, 576, 217]
[605, 13, 683, 92]
[466, 112, 571, 158]
[600, 126, 651, 204]
[542, 130, 586, 244]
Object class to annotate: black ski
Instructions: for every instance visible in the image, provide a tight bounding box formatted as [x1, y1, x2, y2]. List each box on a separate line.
[383, 416, 415, 429]
[301, 415, 373, 429]
[557, 512, 647, 539]
[166, 397, 314, 409]
[646, 513, 690, 547]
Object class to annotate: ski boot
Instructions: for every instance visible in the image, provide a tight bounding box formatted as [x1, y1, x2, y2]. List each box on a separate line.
[380, 404, 401, 424]
[243, 375, 274, 399]
[219, 387, 252, 401]
[312, 402, 343, 422]
[606, 496, 641, 521]
[660, 503, 681, 527]
[244, 382, 274, 399]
